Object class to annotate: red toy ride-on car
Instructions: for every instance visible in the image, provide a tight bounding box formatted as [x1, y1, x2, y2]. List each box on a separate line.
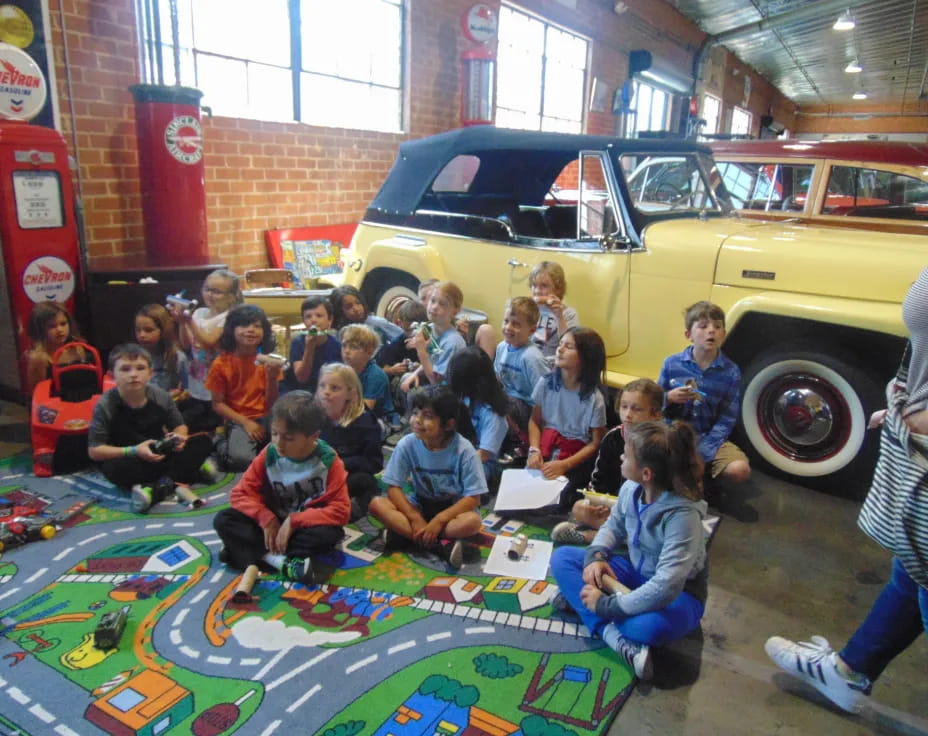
[30, 342, 114, 477]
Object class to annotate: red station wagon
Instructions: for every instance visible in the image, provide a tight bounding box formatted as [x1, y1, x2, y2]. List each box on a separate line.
[710, 139, 928, 236]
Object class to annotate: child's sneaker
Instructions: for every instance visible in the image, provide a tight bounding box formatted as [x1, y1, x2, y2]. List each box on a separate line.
[601, 622, 652, 681]
[153, 475, 175, 503]
[382, 528, 414, 552]
[130, 484, 154, 513]
[281, 556, 314, 585]
[765, 635, 871, 713]
[551, 521, 591, 545]
[549, 591, 576, 615]
[444, 540, 465, 570]
[199, 456, 221, 484]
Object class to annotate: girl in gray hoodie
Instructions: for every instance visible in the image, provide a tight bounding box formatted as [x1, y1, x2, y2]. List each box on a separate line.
[550, 421, 708, 681]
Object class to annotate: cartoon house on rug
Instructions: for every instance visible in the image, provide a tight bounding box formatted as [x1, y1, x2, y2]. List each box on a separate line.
[482, 578, 553, 614]
[85, 538, 202, 575]
[85, 669, 193, 735]
[419, 576, 484, 605]
[374, 675, 519, 736]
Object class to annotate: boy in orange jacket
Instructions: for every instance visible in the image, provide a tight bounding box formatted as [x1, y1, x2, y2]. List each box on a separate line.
[213, 391, 350, 584]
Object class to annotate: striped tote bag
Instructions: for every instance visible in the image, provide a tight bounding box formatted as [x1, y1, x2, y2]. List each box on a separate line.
[858, 374, 928, 590]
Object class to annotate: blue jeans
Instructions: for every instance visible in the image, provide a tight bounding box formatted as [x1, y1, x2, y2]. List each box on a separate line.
[840, 557, 928, 682]
[550, 545, 704, 646]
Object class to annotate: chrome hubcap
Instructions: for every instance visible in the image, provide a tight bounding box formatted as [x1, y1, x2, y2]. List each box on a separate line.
[758, 373, 850, 461]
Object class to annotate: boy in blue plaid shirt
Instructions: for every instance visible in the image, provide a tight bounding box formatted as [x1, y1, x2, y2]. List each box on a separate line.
[658, 301, 751, 485]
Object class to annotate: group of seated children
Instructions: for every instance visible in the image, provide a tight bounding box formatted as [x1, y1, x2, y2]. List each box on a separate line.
[24, 257, 751, 682]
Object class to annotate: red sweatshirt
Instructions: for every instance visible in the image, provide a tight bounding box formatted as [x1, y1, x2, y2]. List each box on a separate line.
[230, 440, 350, 530]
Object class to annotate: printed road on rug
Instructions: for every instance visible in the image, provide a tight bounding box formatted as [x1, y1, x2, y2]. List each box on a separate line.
[0, 453, 717, 736]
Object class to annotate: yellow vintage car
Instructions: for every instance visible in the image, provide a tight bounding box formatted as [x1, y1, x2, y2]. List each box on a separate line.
[339, 126, 924, 495]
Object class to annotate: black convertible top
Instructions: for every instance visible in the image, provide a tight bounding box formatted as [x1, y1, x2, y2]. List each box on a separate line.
[368, 125, 714, 215]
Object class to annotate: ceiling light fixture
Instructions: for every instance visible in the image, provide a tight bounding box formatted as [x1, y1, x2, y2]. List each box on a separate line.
[852, 90, 868, 100]
[845, 58, 862, 73]
[833, 9, 856, 31]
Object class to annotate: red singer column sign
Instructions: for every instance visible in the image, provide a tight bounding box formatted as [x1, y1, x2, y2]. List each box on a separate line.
[129, 84, 209, 266]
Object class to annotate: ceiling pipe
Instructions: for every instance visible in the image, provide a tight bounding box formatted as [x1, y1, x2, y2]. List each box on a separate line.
[795, 110, 928, 117]
[691, 0, 856, 97]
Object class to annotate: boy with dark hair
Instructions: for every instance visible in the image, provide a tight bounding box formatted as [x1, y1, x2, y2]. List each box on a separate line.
[88, 343, 214, 513]
[285, 295, 341, 394]
[658, 301, 751, 486]
[213, 391, 349, 585]
[378, 298, 429, 413]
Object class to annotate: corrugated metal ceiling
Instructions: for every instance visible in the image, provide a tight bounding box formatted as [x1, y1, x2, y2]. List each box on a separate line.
[669, 0, 928, 106]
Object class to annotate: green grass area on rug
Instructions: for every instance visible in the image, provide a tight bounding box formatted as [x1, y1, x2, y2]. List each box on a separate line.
[0, 455, 644, 736]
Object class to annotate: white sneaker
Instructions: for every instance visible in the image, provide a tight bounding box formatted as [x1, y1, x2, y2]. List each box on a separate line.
[765, 635, 871, 714]
[445, 540, 464, 570]
[130, 484, 153, 514]
[601, 622, 652, 681]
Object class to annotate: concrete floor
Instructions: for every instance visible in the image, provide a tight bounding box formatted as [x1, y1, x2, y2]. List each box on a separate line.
[613, 473, 928, 736]
[1, 399, 925, 734]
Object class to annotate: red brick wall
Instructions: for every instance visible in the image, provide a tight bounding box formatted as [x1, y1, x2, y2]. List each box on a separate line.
[47, 0, 794, 275]
[718, 51, 798, 137]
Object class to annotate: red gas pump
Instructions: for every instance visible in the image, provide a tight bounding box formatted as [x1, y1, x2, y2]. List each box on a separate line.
[0, 123, 82, 392]
[0, 43, 82, 393]
[460, 4, 498, 127]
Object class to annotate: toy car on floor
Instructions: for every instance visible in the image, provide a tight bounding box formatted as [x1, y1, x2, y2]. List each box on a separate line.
[0, 498, 56, 552]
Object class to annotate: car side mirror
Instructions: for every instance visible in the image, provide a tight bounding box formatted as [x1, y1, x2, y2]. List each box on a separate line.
[599, 233, 629, 251]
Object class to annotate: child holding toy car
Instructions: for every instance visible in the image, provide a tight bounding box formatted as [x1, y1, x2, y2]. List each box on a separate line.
[658, 301, 751, 490]
[87, 343, 213, 513]
[401, 280, 467, 389]
[207, 305, 285, 471]
[170, 268, 243, 432]
[284, 295, 341, 395]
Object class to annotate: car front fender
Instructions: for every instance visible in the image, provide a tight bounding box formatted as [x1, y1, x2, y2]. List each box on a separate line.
[716, 287, 907, 338]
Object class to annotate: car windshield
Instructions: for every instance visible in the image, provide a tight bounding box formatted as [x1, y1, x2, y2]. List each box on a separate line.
[621, 152, 731, 217]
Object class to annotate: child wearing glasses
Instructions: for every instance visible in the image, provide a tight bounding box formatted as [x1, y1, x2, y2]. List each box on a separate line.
[170, 269, 243, 432]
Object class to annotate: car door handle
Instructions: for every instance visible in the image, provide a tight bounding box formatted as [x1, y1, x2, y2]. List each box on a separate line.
[508, 259, 528, 268]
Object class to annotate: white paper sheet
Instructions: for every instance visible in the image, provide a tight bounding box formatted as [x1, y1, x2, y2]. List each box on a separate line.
[483, 535, 554, 580]
[493, 468, 566, 511]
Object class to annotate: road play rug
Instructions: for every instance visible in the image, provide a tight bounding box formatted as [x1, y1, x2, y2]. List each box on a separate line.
[0, 453, 718, 736]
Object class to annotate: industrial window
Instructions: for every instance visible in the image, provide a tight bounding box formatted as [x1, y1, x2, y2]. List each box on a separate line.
[136, 0, 404, 132]
[730, 106, 752, 136]
[627, 81, 670, 137]
[496, 5, 588, 133]
[701, 94, 721, 136]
